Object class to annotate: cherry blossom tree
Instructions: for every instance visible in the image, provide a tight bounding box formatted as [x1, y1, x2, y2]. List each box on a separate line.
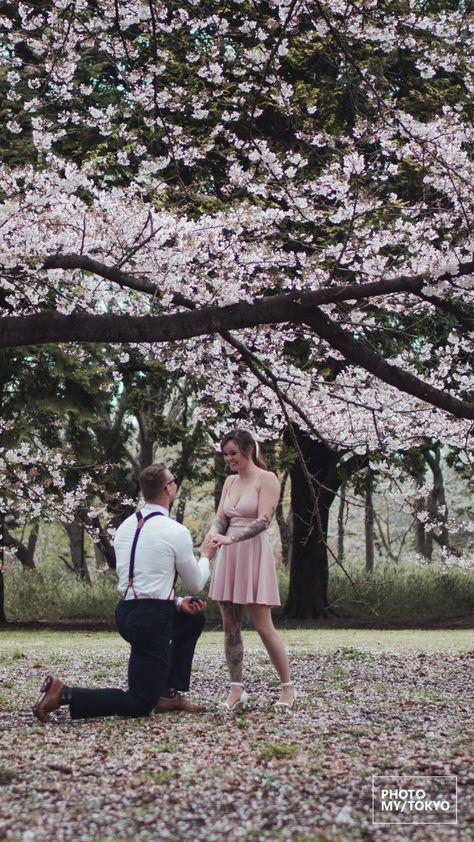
[1, 1, 473, 616]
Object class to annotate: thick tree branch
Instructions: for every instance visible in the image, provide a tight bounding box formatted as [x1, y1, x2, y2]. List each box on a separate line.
[416, 292, 474, 330]
[41, 252, 474, 310]
[43, 253, 194, 308]
[2, 257, 473, 419]
[301, 308, 474, 420]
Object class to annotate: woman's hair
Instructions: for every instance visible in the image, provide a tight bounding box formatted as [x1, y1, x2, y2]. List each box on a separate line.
[220, 428, 267, 469]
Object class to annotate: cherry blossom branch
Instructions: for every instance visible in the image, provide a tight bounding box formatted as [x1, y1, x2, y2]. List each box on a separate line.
[40, 252, 474, 308]
[300, 307, 474, 419]
[220, 331, 332, 448]
[3, 255, 474, 419]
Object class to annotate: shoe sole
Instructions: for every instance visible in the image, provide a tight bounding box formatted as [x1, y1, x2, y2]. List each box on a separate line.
[32, 675, 53, 722]
[274, 695, 297, 710]
[224, 692, 249, 711]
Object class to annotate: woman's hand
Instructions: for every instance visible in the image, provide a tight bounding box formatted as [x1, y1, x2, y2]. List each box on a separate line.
[211, 534, 232, 547]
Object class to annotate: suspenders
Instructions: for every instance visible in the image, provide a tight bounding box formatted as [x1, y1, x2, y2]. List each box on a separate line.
[123, 511, 166, 600]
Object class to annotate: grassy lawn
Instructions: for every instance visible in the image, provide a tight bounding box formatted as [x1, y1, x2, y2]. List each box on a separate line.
[0, 630, 472, 841]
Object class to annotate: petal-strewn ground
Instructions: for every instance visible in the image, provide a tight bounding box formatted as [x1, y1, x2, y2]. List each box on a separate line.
[0, 630, 472, 842]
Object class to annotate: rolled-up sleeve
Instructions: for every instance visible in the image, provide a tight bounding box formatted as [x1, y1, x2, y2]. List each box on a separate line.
[174, 528, 210, 593]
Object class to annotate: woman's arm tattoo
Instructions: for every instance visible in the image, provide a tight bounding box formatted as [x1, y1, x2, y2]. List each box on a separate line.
[231, 513, 272, 544]
[211, 517, 227, 535]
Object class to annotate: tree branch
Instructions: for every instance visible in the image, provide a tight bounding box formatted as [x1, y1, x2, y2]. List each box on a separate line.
[301, 307, 474, 419]
[2, 256, 474, 419]
[41, 252, 474, 310]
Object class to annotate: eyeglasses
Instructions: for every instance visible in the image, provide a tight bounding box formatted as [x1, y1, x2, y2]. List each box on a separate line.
[166, 477, 177, 487]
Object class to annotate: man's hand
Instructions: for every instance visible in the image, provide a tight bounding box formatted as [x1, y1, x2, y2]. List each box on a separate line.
[181, 597, 207, 615]
[201, 536, 217, 559]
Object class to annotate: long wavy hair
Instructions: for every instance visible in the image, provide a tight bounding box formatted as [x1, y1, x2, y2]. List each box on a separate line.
[220, 428, 267, 469]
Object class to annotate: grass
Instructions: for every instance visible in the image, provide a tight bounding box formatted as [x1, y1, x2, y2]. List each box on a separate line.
[0, 628, 473, 656]
[3, 559, 474, 625]
[0, 766, 19, 785]
[258, 742, 300, 761]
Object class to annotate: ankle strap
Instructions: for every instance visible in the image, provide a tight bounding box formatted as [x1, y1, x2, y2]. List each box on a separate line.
[281, 682, 293, 687]
[229, 682, 243, 686]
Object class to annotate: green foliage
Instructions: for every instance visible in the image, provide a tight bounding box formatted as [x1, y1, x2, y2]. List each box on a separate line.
[328, 561, 474, 620]
[4, 558, 473, 623]
[4, 566, 118, 622]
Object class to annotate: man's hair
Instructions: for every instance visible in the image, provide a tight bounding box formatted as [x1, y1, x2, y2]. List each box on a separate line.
[139, 463, 169, 500]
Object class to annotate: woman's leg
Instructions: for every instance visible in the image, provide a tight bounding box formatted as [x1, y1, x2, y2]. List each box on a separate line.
[219, 602, 245, 706]
[248, 604, 295, 704]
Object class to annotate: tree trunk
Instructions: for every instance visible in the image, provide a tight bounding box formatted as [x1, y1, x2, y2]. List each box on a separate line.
[337, 481, 346, 563]
[365, 471, 375, 572]
[63, 521, 91, 582]
[3, 522, 39, 569]
[426, 490, 435, 561]
[88, 516, 116, 570]
[175, 495, 186, 524]
[0, 569, 5, 624]
[214, 453, 226, 512]
[413, 468, 428, 557]
[0, 514, 6, 623]
[285, 430, 342, 619]
[425, 446, 450, 549]
[275, 470, 290, 565]
[415, 504, 427, 557]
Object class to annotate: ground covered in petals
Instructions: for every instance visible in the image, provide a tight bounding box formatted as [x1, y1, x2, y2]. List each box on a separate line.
[0, 630, 472, 842]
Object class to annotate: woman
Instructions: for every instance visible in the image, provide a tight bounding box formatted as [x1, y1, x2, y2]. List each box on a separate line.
[208, 428, 295, 710]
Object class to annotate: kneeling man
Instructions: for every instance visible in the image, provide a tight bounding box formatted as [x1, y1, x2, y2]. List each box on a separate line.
[33, 463, 215, 721]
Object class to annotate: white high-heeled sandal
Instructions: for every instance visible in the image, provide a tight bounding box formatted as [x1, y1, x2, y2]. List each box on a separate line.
[274, 681, 297, 709]
[224, 682, 249, 711]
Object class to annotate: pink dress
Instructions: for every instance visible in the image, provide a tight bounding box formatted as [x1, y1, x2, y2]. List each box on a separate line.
[209, 485, 281, 606]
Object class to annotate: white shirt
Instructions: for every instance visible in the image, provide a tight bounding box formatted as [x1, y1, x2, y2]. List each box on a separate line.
[114, 503, 210, 600]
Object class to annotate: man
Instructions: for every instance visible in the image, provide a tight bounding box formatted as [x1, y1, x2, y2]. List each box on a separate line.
[33, 463, 215, 722]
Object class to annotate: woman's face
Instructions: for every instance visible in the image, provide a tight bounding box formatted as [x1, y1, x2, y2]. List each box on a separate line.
[222, 440, 251, 472]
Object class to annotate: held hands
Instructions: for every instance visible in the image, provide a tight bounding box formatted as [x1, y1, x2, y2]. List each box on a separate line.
[181, 597, 207, 615]
[210, 534, 232, 547]
[204, 530, 232, 549]
[200, 535, 217, 560]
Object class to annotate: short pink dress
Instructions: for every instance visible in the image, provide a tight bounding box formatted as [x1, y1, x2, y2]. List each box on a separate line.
[209, 485, 281, 606]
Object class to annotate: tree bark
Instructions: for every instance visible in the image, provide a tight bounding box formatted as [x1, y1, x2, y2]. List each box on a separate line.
[88, 516, 116, 570]
[337, 481, 346, 563]
[275, 470, 290, 565]
[214, 454, 226, 512]
[414, 470, 428, 557]
[365, 471, 375, 572]
[63, 521, 91, 582]
[175, 495, 186, 524]
[425, 494, 434, 561]
[0, 569, 5, 624]
[425, 446, 450, 549]
[2, 280, 474, 418]
[285, 430, 342, 619]
[3, 522, 39, 569]
[0, 514, 6, 623]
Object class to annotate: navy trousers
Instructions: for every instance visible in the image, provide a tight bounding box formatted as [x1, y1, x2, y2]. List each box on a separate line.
[69, 600, 205, 720]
